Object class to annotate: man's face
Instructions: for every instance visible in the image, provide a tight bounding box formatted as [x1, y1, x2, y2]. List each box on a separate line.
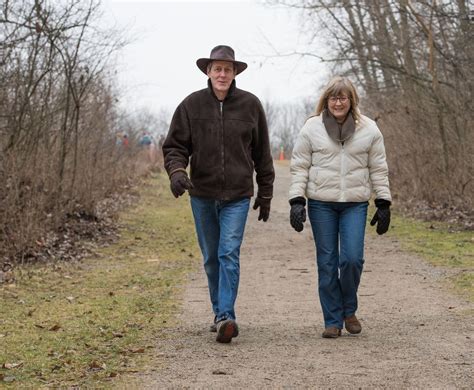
[207, 60, 236, 97]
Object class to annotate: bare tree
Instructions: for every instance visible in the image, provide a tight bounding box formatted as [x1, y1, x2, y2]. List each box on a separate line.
[264, 98, 314, 158]
[0, 0, 155, 263]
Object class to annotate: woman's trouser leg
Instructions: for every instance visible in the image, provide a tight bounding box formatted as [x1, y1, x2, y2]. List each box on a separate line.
[308, 200, 343, 329]
[339, 202, 368, 318]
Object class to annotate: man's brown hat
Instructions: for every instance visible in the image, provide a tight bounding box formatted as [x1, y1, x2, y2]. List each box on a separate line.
[196, 45, 247, 75]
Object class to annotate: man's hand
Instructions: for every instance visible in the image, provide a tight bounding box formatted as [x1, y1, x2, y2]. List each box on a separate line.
[370, 199, 391, 235]
[253, 197, 271, 222]
[170, 171, 193, 198]
[289, 197, 306, 232]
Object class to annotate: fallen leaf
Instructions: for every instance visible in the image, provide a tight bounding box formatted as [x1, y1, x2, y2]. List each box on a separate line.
[34, 324, 45, 329]
[129, 348, 145, 354]
[112, 332, 124, 338]
[3, 362, 24, 369]
[49, 324, 61, 331]
[89, 361, 106, 370]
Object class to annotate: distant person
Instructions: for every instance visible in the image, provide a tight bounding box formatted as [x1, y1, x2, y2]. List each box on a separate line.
[116, 132, 124, 146]
[139, 132, 156, 163]
[122, 134, 129, 148]
[139, 132, 153, 146]
[162, 45, 274, 343]
[288, 76, 392, 338]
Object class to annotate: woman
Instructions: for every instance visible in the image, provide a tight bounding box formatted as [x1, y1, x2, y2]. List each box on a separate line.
[288, 76, 392, 338]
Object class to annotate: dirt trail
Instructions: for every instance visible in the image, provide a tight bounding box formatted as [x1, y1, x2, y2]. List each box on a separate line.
[144, 162, 473, 388]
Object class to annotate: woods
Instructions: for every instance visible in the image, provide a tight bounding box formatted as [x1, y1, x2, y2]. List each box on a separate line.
[269, 0, 473, 209]
[0, 0, 155, 263]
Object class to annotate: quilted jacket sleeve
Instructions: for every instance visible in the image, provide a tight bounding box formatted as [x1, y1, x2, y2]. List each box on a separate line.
[368, 125, 392, 202]
[289, 124, 312, 200]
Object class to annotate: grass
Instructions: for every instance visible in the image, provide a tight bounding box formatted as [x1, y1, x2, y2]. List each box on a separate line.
[0, 172, 200, 388]
[370, 206, 473, 302]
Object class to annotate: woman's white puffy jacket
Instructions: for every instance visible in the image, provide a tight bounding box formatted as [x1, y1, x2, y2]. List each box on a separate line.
[289, 114, 391, 202]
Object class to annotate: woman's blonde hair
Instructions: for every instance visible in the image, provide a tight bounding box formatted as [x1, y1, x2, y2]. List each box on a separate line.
[315, 76, 361, 123]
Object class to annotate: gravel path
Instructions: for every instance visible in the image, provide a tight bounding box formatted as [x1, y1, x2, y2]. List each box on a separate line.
[144, 162, 473, 388]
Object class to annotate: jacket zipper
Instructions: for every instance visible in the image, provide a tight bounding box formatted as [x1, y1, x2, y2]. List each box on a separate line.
[340, 142, 346, 201]
[220, 101, 225, 194]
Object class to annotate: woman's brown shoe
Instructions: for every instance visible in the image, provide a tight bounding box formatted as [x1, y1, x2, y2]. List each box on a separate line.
[344, 315, 362, 334]
[322, 327, 342, 338]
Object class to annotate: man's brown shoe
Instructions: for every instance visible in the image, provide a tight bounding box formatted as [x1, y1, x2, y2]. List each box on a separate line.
[322, 327, 341, 338]
[216, 319, 238, 343]
[344, 315, 362, 334]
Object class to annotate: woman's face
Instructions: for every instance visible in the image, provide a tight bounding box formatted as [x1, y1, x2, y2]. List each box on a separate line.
[327, 94, 351, 123]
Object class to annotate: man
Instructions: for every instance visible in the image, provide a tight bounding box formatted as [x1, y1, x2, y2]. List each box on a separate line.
[162, 45, 274, 343]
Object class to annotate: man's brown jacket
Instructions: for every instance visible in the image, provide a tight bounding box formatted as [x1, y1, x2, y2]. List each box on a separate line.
[163, 80, 274, 200]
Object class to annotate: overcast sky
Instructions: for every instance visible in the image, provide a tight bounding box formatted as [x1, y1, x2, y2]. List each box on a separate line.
[102, 0, 329, 115]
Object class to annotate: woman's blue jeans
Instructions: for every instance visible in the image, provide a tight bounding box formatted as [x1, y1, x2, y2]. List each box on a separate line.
[190, 196, 250, 322]
[308, 200, 368, 329]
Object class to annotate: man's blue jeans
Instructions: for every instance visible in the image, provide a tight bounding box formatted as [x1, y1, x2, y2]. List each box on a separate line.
[190, 196, 250, 322]
[308, 200, 368, 329]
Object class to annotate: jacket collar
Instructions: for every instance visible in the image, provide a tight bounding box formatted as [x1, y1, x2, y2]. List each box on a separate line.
[322, 110, 356, 143]
[207, 79, 236, 101]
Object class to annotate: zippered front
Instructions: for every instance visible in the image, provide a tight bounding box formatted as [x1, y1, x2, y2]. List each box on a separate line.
[219, 101, 225, 195]
[339, 142, 346, 201]
[163, 81, 274, 200]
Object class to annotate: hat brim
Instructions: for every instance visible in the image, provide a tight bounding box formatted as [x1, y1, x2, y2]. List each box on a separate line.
[196, 58, 247, 75]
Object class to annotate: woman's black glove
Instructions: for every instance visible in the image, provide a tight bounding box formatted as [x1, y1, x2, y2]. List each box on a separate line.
[370, 199, 391, 235]
[289, 197, 306, 232]
[170, 170, 193, 198]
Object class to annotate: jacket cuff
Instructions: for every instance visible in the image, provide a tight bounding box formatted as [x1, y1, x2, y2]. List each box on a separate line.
[289, 196, 306, 206]
[169, 167, 188, 178]
[374, 198, 391, 208]
[257, 190, 273, 199]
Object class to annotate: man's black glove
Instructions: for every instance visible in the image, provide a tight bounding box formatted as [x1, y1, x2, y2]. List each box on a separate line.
[170, 170, 193, 198]
[370, 199, 391, 235]
[289, 197, 306, 232]
[253, 197, 271, 222]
